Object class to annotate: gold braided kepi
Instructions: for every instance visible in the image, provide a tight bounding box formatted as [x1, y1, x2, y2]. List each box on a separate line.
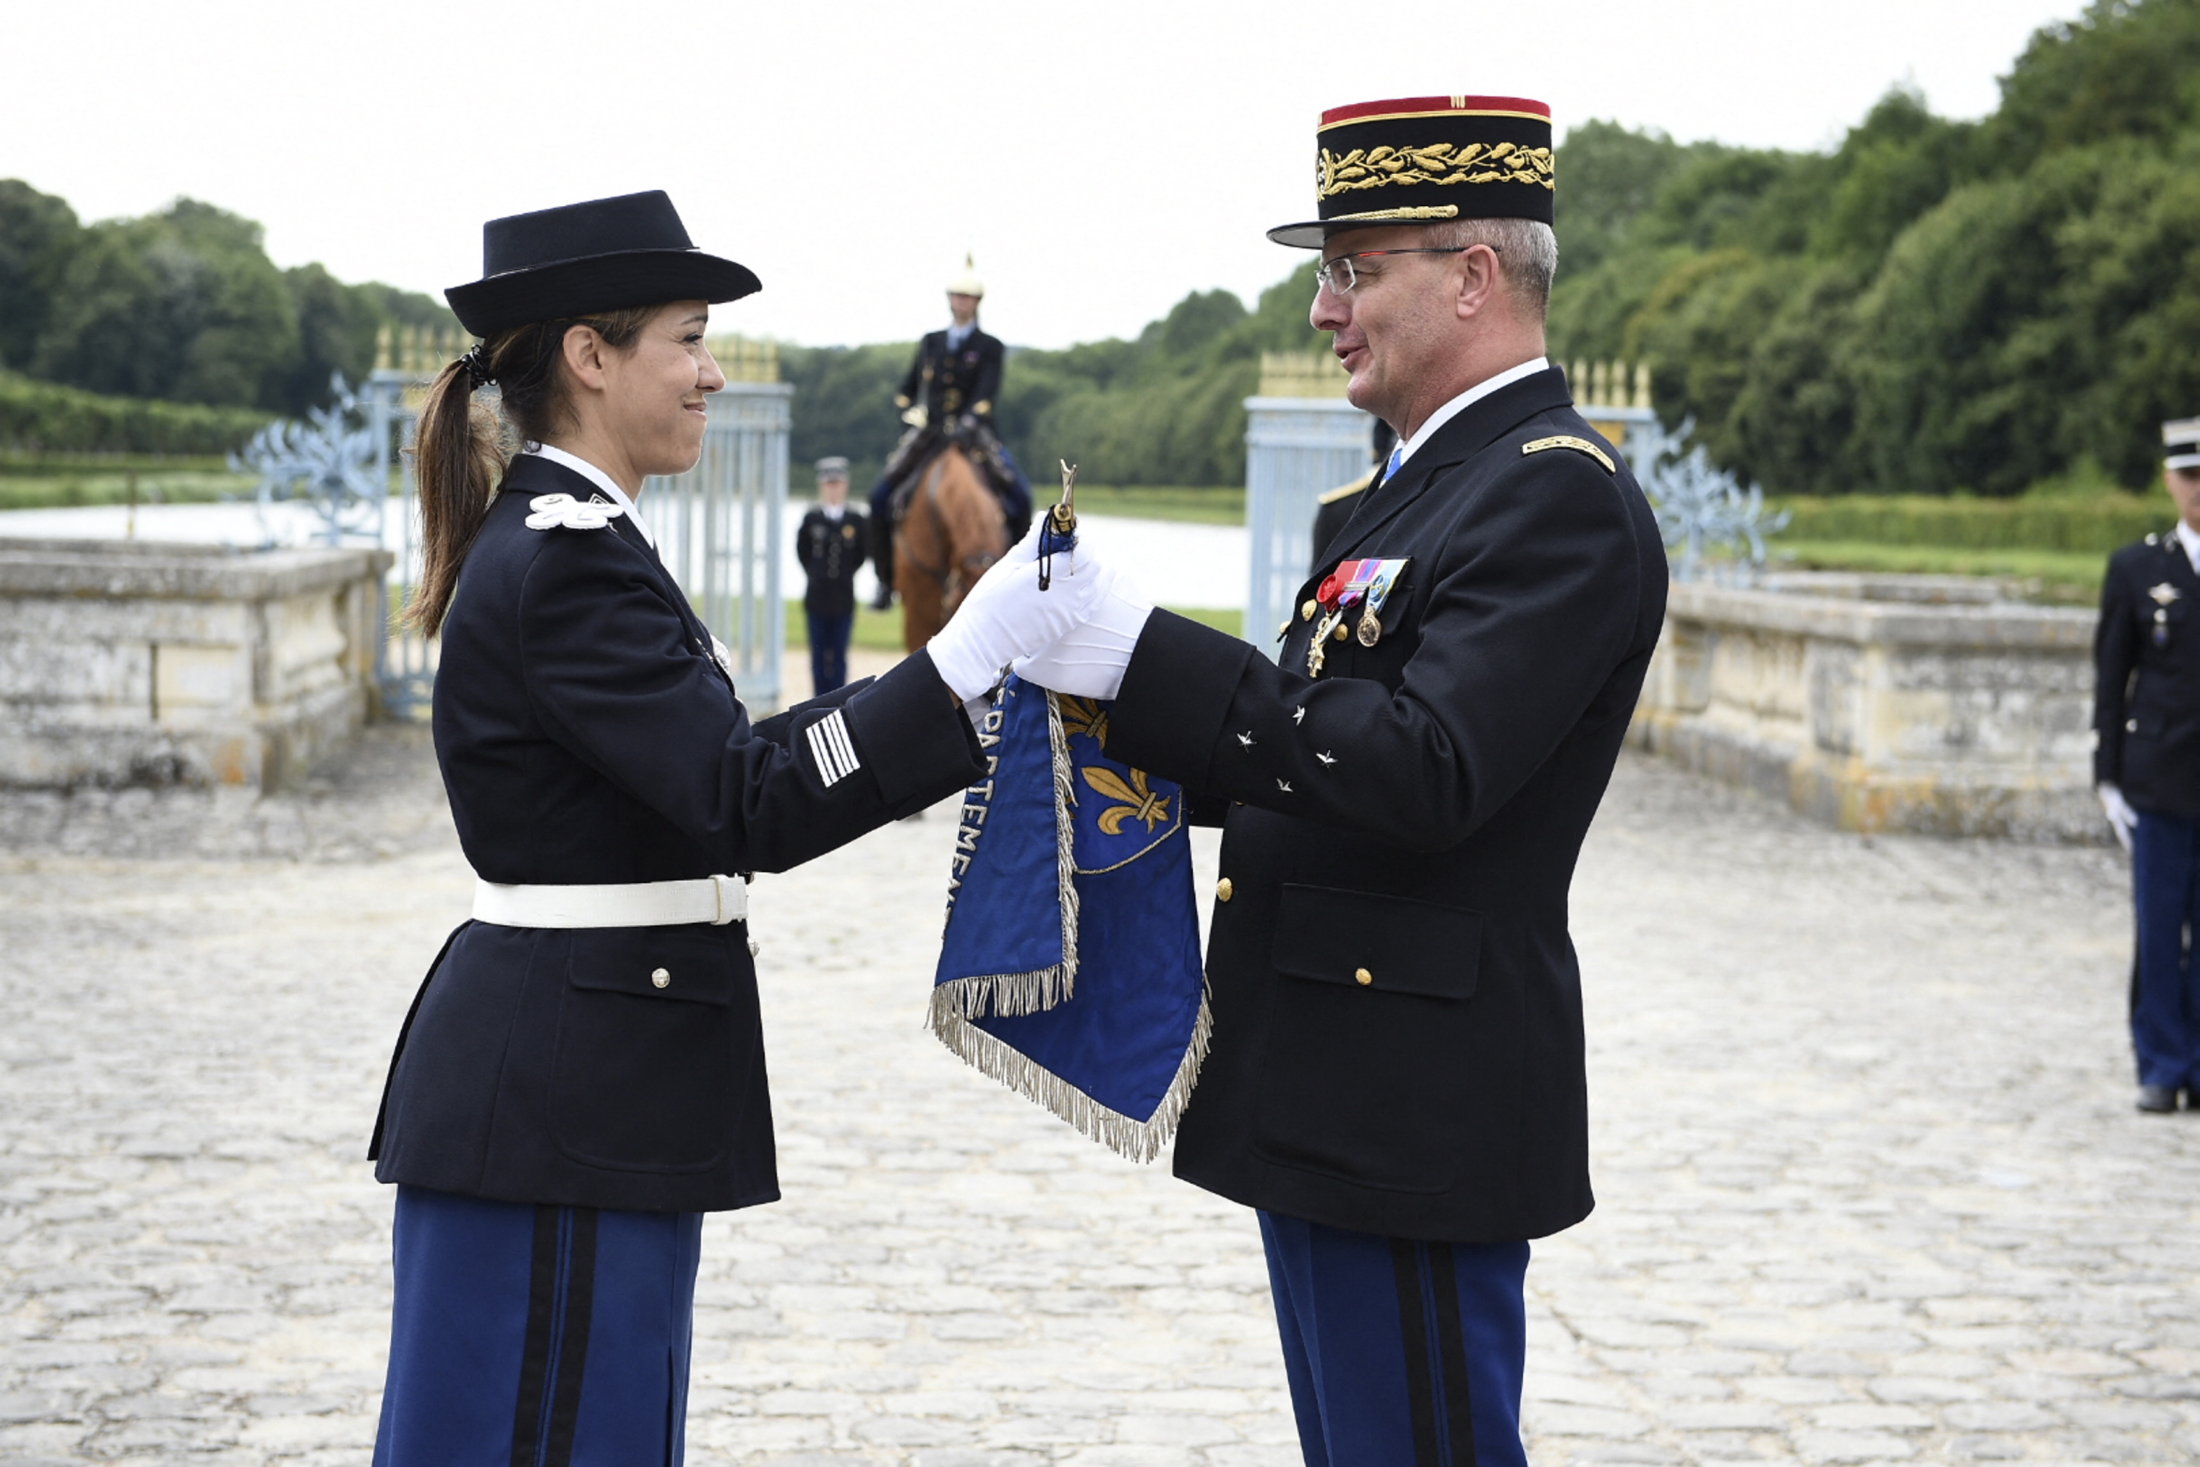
[1269, 95, 1555, 249]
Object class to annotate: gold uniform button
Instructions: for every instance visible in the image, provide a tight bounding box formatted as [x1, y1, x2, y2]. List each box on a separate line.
[1332, 621, 1350, 642]
[1354, 967, 1373, 986]
[1301, 599, 1319, 621]
[651, 967, 671, 989]
[1217, 877, 1234, 903]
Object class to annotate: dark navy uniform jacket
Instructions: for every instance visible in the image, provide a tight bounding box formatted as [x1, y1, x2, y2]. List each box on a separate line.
[371, 453, 983, 1213]
[796, 505, 868, 617]
[1104, 367, 1668, 1244]
[2094, 529, 2200, 819]
[897, 327, 1004, 422]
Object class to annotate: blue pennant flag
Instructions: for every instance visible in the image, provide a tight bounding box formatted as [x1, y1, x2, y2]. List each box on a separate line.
[931, 674, 1209, 1161]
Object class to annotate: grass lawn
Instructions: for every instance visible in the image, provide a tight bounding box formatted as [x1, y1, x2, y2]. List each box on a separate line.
[788, 600, 1243, 652]
[1067, 485, 1242, 525]
[0, 462, 253, 511]
[1773, 540, 2107, 604]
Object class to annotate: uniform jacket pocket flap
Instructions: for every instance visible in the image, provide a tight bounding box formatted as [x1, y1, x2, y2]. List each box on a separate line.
[566, 926, 739, 1007]
[1272, 884, 1482, 1001]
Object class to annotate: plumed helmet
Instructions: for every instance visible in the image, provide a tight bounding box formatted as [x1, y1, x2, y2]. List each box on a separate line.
[945, 252, 984, 299]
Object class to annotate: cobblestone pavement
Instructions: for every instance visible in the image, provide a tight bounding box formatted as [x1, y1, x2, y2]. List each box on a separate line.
[4, 678, 2198, 1465]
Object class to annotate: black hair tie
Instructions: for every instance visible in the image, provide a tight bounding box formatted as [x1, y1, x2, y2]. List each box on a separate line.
[459, 344, 494, 387]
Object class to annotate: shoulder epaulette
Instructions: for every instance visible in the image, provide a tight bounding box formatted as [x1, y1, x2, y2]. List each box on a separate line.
[1318, 472, 1374, 506]
[524, 492, 626, 532]
[1520, 435, 1615, 473]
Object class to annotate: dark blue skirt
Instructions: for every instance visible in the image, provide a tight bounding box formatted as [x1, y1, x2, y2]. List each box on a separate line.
[373, 1185, 704, 1467]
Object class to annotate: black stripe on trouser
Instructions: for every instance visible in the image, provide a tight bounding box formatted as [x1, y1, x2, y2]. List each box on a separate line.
[510, 1206, 600, 1467]
[1391, 1240, 1477, 1467]
[1427, 1244, 1477, 1467]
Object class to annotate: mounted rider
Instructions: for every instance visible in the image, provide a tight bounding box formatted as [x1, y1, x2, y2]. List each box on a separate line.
[868, 257, 1033, 607]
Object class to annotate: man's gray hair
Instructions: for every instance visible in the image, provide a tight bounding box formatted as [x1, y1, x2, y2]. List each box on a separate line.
[1422, 217, 1557, 318]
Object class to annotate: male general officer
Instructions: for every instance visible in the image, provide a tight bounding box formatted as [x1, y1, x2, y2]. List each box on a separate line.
[1013, 95, 1668, 1465]
[2094, 417, 2200, 1113]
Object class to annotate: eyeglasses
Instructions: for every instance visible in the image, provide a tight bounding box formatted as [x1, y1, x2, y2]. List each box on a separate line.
[1314, 247, 1475, 296]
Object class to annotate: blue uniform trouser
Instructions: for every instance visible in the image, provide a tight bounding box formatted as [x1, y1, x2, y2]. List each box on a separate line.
[807, 611, 852, 696]
[374, 1186, 704, 1467]
[1259, 1210, 1530, 1467]
[2132, 810, 2200, 1089]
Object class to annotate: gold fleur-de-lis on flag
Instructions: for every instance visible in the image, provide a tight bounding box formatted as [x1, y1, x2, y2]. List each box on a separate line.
[1082, 765, 1170, 835]
[1058, 694, 1110, 746]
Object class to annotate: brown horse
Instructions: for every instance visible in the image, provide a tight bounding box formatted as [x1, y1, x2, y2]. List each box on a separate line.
[893, 444, 1008, 650]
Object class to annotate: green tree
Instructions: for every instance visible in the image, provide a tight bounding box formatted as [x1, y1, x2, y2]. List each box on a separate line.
[33, 198, 299, 409]
[1844, 151, 2115, 496]
[2045, 135, 2200, 487]
[1986, 0, 2200, 173]
[781, 339, 913, 489]
[1808, 89, 1975, 266]
[0, 180, 79, 372]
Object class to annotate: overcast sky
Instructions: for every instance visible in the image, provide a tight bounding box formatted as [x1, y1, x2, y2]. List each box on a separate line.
[9, 0, 2083, 349]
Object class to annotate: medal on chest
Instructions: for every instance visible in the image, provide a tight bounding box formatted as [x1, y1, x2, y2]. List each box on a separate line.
[1305, 557, 1408, 677]
[2150, 583, 2182, 648]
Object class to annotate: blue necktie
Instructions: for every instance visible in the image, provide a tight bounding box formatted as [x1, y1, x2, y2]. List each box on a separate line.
[1382, 444, 1403, 481]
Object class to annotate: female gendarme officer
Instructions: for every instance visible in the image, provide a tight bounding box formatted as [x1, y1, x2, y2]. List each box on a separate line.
[367, 191, 1099, 1465]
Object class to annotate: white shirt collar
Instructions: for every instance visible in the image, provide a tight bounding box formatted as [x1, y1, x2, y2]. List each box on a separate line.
[2176, 519, 2200, 573]
[1390, 356, 1551, 472]
[525, 443, 654, 547]
[821, 501, 845, 521]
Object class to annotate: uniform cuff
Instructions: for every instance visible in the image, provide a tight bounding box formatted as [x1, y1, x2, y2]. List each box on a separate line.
[1104, 610, 1253, 789]
[843, 650, 985, 815]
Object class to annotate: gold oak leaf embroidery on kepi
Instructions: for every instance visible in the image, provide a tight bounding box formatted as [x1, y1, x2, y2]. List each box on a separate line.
[1316, 141, 1555, 198]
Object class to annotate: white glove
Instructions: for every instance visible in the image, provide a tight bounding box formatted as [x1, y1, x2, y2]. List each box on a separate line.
[1011, 563, 1153, 701]
[926, 521, 1103, 702]
[2099, 782, 2137, 853]
[900, 404, 928, 429]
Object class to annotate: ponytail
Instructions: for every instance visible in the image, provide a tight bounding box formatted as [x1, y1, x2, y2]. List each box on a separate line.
[404, 358, 506, 635]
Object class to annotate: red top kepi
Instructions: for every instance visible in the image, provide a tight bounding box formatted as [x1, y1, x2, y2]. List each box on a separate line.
[1267, 94, 1556, 247]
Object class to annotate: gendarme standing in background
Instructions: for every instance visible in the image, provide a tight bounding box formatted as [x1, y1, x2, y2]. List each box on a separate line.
[1013, 95, 1669, 1466]
[796, 456, 866, 696]
[2092, 416, 2200, 1113]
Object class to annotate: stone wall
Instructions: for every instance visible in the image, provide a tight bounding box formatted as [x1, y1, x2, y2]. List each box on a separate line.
[1631, 573, 2100, 839]
[0, 538, 391, 790]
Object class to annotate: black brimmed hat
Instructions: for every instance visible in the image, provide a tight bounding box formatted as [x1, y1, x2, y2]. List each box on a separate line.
[2166, 417, 2200, 471]
[1269, 95, 1555, 249]
[444, 190, 761, 337]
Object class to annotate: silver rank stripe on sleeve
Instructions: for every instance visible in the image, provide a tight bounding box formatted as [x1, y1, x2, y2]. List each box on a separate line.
[805, 709, 862, 787]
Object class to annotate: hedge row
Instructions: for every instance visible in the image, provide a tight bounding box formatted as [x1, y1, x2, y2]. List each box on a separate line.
[1773, 494, 2172, 554]
[0, 371, 270, 456]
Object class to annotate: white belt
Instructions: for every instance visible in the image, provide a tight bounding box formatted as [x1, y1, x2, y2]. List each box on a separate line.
[472, 874, 748, 928]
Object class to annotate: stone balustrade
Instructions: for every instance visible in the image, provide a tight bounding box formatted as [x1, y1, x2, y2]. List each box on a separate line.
[0, 538, 391, 790]
[1631, 572, 2099, 839]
